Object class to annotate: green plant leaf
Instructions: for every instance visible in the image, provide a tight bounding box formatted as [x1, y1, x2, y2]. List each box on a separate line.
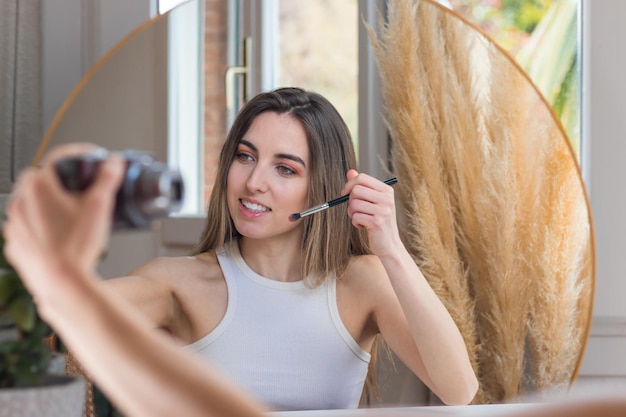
[0, 227, 53, 387]
[0, 270, 20, 307]
[11, 348, 50, 387]
[515, 0, 579, 150]
[0, 231, 11, 270]
[6, 293, 36, 332]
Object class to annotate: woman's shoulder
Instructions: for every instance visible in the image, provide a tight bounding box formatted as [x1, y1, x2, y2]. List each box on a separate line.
[129, 250, 222, 283]
[345, 254, 385, 277]
[340, 254, 387, 291]
[336, 255, 389, 336]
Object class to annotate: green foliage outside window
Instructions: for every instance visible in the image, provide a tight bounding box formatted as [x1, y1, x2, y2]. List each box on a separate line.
[516, 0, 579, 157]
[451, 0, 580, 157]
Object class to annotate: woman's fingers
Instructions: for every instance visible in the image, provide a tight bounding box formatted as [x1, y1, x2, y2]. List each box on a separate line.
[39, 143, 106, 167]
[342, 171, 400, 256]
[6, 145, 125, 273]
[70, 155, 125, 268]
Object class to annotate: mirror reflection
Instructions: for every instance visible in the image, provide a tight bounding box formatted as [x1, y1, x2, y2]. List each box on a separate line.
[33, 0, 593, 412]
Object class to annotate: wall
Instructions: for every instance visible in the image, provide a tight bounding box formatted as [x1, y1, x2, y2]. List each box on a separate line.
[578, 0, 626, 381]
[0, 0, 42, 194]
[42, 0, 152, 134]
[0, 0, 151, 201]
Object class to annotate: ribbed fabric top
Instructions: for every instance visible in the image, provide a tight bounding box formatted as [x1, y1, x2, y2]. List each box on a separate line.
[184, 240, 371, 411]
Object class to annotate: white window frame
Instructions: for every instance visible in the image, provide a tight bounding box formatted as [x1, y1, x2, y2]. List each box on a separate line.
[579, 0, 626, 378]
[166, 0, 203, 215]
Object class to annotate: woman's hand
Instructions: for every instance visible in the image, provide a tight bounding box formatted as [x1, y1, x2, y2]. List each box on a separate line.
[342, 169, 402, 258]
[3, 144, 268, 417]
[2, 143, 125, 304]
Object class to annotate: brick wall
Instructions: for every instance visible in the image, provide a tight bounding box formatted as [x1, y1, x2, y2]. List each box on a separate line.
[202, 0, 228, 209]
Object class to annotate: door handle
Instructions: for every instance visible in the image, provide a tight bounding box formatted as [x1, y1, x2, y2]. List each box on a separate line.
[225, 37, 252, 112]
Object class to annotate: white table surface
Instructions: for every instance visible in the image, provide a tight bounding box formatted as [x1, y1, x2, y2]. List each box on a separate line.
[266, 383, 626, 417]
[268, 403, 544, 417]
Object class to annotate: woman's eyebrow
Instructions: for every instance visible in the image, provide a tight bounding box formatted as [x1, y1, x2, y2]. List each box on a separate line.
[239, 139, 257, 152]
[276, 153, 306, 168]
[239, 139, 306, 168]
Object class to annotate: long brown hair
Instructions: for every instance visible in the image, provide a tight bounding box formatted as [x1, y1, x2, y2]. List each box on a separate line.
[192, 87, 370, 285]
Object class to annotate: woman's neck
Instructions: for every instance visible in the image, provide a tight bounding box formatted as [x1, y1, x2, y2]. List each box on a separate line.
[237, 237, 304, 282]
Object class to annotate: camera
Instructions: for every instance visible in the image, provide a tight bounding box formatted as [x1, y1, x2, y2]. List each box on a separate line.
[55, 150, 184, 230]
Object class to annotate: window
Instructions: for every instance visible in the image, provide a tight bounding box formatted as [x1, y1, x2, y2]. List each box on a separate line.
[164, 0, 582, 220]
[208, 0, 364, 207]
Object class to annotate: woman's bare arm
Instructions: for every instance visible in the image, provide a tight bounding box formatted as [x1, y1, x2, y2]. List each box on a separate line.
[2, 144, 267, 417]
[43, 266, 267, 417]
[343, 170, 478, 405]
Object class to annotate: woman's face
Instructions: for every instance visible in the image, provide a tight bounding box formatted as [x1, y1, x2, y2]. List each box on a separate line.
[227, 111, 311, 241]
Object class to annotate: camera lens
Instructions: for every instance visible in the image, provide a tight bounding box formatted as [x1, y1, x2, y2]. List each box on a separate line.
[126, 162, 184, 221]
[55, 150, 185, 230]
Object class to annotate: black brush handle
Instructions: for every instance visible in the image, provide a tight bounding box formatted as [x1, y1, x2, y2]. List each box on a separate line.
[327, 177, 398, 207]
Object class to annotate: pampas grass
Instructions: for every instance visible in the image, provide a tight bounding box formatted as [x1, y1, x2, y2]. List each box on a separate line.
[367, 0, 594, 404]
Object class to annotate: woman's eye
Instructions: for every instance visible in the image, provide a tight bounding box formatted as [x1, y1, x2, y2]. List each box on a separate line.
[277, 165, 296, 176]
[235, 152, 254, 162]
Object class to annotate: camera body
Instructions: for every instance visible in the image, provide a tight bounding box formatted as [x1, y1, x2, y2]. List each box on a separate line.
[55, 150, 184, 230]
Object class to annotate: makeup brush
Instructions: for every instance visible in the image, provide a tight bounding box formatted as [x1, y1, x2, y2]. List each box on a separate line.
[289, 177, 398, 221]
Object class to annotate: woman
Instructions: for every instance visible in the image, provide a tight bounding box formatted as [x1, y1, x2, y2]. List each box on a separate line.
[102, 87, 477, 409]
[7, 87, 478, 412]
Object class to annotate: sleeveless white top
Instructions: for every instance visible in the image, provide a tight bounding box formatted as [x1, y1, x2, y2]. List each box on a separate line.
[184, 240, 371, 411]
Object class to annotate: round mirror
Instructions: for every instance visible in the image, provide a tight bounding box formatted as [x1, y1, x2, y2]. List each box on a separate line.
[33, 0, 595, 407]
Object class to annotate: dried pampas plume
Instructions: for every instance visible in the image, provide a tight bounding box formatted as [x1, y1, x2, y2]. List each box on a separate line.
[367, 0, 594, 404]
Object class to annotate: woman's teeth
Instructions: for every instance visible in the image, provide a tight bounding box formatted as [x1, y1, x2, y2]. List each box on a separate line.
[242, 200, 269, 213]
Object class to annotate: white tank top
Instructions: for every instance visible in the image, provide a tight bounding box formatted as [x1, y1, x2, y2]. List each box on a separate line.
[184, 241, 371, 411]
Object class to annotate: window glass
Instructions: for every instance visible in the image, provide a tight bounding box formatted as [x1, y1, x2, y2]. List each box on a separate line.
[277, 1, 359, 144]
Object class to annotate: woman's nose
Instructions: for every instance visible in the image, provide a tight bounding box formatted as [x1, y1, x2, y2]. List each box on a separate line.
[246, 167, 269, 193]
